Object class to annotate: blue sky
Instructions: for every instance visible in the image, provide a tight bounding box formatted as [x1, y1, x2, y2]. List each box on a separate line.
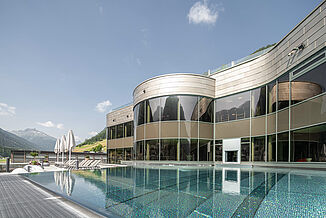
[0, 0, 322, 143]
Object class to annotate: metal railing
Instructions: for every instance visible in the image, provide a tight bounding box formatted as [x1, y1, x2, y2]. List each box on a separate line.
[204, 47, 273, 76]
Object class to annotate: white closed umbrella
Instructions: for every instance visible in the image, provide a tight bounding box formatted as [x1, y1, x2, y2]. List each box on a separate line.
[54, 138, 61, 162]
[66, 130, 76, 161]
[60, 135, 67, 164]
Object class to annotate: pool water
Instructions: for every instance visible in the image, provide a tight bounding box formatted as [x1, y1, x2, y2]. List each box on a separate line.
[23, 166, 326, 217]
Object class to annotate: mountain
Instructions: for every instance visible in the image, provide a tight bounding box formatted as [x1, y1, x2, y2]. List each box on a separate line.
[11, 128, 56, 152]
[78, 128, 106, 146]
[0, 128, 39, 154]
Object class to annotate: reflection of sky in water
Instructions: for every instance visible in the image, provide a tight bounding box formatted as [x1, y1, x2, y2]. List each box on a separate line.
[23, 167, 326, 217]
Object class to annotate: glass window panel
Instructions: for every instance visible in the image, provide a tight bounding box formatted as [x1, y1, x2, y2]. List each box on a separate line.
[199, 140, 212, 161]
[215, 91, 250, 123]
[117, 124, 124, 138]
[161, 96, 179, 121]
[116, 148, 124, 162]
[291, 124, 326, 162]
[251, 86, 266, 116]
[125, 121, 133, 137]
[136, 141, 144, 160]
[109, 149, 116, 164]
[125, 148, 132, 160]
[180, 139, 197, 161]
[277, 132, 289, 162]
[146, 98, 161, 123]
[215, 140, 222, 162]
[278, 73, 289, 110]
[179, 96, 198, 121]
[291, 62, 326, 104]
[267, 80, 277, 113]
[108, 127, 111, 140]
[241, 137, 250, 161]
[252, 136, 265, 162]
[134, 102, 145, 126]
[145, 140, 159, 160]
[267, 135, 276, 162]
[160, 139, 177, 161]
[199, 97, 214, 122]
[110, 126, 116, 139]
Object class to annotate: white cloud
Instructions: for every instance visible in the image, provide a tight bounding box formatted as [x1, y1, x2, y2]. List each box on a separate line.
[74, 135, 82, 143]
[89, 131, 98, 137]
[95, 100, 112, 113]
[0, 103, 16, 116]
[36, 121, 64, 129]
[188, 1, 219, 25]
[56, 123, 64, 129]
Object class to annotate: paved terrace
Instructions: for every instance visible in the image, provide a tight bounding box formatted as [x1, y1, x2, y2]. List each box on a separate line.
[0, 174, 103, 218]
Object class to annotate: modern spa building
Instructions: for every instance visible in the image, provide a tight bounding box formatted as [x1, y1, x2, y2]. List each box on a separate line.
[106, 1, 326, 165]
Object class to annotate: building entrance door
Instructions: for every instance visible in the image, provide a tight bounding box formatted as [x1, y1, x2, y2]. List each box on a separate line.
[223, 138, 241, 164]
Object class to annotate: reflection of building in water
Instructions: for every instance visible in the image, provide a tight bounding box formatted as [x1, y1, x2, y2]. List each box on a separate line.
[106, 1, 326, 165]
[222, 168, 240, 194]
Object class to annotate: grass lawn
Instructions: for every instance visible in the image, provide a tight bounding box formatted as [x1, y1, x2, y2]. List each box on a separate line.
[0, 159, 6, 163]
[73, 139, 107, 153]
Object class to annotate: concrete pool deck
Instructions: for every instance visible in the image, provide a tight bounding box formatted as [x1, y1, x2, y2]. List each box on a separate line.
[0, 174, 104, 218]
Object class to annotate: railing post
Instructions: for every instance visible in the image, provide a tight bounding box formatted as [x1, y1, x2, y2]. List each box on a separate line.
[76, 160, 79, 170]
[5, 157, 10, 172]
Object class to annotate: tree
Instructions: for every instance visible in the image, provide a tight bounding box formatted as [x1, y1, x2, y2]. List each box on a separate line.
[92, 144, 103, 153]
[30, 152, 38, 161]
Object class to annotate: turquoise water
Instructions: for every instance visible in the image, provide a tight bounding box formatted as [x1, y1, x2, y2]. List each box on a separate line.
[23, 166, 326, 217]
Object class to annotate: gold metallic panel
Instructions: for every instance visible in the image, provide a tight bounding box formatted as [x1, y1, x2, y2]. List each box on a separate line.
[251, 116, 266, 136]
[267, 113, 276, 134]
[277, 109, 289, 132]
[161, 122, 179, 138]
[136, 125, 144, 141]
[180, 121, 191, 138]
[107, 137, 134, 149]
[215, 119, 250, 139]
[124, 137, 134, 148]
[291, 94, 326, 129]
[199, 123, 213, 139]
[191, 122, 198, 138]
[133, 74, 216, 106]
[145, 123, 159, 139]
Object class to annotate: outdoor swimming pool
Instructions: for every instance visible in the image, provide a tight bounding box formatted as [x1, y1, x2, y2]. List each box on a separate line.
[23, 166, 326, 217]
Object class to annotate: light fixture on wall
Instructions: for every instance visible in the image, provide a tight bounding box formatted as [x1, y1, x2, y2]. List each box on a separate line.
[288, 43, 305, 56]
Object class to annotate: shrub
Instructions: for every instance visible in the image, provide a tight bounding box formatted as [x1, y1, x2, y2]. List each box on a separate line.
[30, 152, 38, 161]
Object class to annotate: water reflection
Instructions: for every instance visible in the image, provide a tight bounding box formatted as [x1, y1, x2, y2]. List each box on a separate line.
[222, 168, 240, 194]
[24, 167, 326, 217]
[53, 171, 75, 196]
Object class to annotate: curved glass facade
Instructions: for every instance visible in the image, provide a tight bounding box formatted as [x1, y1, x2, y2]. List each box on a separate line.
[129, 49, 326, 163]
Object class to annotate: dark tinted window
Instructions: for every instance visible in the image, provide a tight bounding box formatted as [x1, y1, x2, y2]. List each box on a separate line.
[267, 80, 276, 113]
[145, 140, 159, 160]
[125, 121, 133, 137]
[251, 86, 266, 116]
[180, 139, 197, 161]
[134, 103, 145, 126]
[146, 98, 161, 123]
[117, 124, 124, 138]
[179, 96, 198, 121]
[252, 136, 265, 162]
[161, 96, 178, 121]
[199, 97, 214, 122]
[291, 62, 326, 104]
[160, 139, 177, 161]
[278, 73, 289, 110]
[215, 91, 250, 122]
